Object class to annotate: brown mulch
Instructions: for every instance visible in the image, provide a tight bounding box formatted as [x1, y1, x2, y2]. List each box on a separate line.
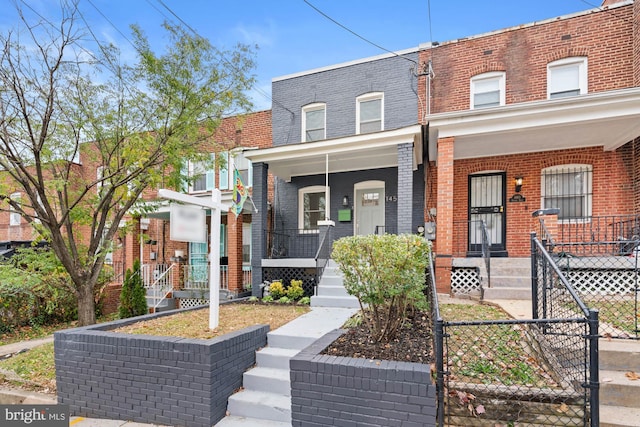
[322, 309, 433, 364]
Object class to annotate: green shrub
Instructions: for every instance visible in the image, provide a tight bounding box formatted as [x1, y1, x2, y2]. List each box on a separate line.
[332, 233, 430, 342]
[268, 281, 285, 299]
[248, 296, 259, 302]
[0, 246, 78, 332]
[118, 260, 148, 318]
[286, 279, 304, 300]
[262, 295, 274, 303]
[298, 296, 311, 305]
[277, 296, 291, 304]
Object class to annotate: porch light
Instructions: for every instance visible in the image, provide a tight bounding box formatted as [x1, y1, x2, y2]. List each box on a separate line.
[342, 195, 349, 207]
[514, 176, 523, 193]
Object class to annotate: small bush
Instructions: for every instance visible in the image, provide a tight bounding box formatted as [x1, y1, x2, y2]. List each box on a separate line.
[262, 295, 274, 303]
[277, 296, 291, 304]
[248, 296, 259, 302]
[268, 281, 285, 299]
[286, 279, 304, 300]
[119, 260, 148, 318]
[298, 296, 311, 305]
[332, 233, 430, 342]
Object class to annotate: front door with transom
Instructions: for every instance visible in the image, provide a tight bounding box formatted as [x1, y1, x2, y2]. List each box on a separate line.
[468, 172, 507, 256]
[355, 182, 385, 235]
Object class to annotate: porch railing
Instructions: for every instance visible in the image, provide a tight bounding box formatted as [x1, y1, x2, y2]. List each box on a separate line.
[142, 264, 176, 311]
[183, 264, 229, 290]
[267, 228, 319, 259]
[552, 214, 640, 256]
[479, 219, 491, 287]
[315, 224, 334, 295]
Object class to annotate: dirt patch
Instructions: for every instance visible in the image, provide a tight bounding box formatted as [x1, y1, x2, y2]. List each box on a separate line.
[113, 302, 310, 339]
[323, 309, 433, 364]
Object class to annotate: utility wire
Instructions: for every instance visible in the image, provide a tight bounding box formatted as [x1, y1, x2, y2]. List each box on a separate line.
[302, 0, 417, 65]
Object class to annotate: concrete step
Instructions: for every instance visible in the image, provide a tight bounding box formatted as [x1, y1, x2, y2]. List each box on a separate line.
[482, 287, 532, 300]
[226, 390, 291, 423]
[488, 276, 531, 288]
[600, 369, 640, 408]
[310, 295, 360, 308]
[317, 284, 351, 297]
[255, 347, 300, 370]
[319, 274, 344, 287]
[214, 415, 290, 427]
[242, 367, 290, 396]
[600, 339, 640, 372]
[600, 404, 640, 427]
[266, 331, 317, 351]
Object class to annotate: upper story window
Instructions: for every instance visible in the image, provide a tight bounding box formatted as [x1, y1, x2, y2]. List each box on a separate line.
[547, 57, 587, 99]
[470, 72, 505, 109]
[9, 192, 21, 226]
[233, 151, 253, 189]
[302, 103, 326, 142]
[298, 185, 327, 232]
[188, 154, 214, 193]
[356, 92, 383, 134]
[541, 164, 592, 221]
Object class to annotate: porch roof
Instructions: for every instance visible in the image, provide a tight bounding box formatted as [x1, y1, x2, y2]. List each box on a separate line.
[243, 124, 423, 181]
[427, 87, 640, 161]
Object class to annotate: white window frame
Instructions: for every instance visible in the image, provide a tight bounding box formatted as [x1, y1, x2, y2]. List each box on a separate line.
[547, 57, 588, 99]
[470, 72, 505, 109]
[188, 154, 215, 193]
[541, 164, 592, 222]
[302, 103, 326, 142]
[356, 92, 384, 134]
[231, 150, 253, 189]
[9, 192, 21, 226]
[298, 185, 328, 233]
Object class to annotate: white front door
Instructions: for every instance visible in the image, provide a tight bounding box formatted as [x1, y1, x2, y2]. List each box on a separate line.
[355, 185, 385, 235]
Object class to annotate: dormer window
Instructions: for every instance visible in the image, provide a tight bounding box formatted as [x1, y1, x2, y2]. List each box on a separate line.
[470, 72, 505, 109]
[356, 92, 383, 134]
[302, 103, 326, 142]
[547, 57, 587, 99]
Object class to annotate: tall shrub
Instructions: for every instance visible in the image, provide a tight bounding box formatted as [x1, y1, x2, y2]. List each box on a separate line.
[119, 260, 148, 318]
[332, 234, 430, 342]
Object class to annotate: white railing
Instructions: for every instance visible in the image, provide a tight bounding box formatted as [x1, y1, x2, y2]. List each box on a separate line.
[243, 265, 252, 290]
[142, 263, 176, 311]
[183, 265, 229, 290]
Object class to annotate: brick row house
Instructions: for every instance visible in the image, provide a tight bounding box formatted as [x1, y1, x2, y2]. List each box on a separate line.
[246, 0, 640, 297]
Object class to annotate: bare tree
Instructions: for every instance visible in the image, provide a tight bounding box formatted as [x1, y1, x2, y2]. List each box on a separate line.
[0, 1, 255, 325]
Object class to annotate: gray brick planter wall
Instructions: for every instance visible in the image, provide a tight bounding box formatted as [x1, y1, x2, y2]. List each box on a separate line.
[290, 330, 437, 427]
[54, 306, 268, 427]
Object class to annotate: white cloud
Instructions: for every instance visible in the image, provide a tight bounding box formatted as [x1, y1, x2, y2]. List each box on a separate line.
[233, 19, 276, 48]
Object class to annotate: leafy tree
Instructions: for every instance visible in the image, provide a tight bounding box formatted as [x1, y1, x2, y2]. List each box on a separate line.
[0, 1, 255, 325]
[119, 260, 148, 318]
[332, 234, 430, 342]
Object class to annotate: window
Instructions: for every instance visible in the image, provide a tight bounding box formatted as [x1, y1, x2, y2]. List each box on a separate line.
[541, 164, 592, 220]
[9, 192, 20, 226]
[219, 151, 229, 190]
[547, 57, 587, 99]
[302, 103, 326, 142]
[356, 93, 383, 134]
[188, 154, 214, 193]
[470, 72, 505, 109]
[298, 185, 327, 231]
[242, 223, 251, 264]
[232, 151, 253, 189]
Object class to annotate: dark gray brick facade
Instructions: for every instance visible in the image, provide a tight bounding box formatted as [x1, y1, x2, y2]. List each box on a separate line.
[251, 161, 269, 294]
[272, 52, 419, 146]
[290, 330, 437, 427]
[397, 142, 414, 234]
[54, 306, 268, 427]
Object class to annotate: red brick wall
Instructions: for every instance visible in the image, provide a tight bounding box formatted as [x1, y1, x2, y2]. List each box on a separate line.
[449, 146, 634, 257]
[635, 0, 640, 86]
[418, 3, 634, 118]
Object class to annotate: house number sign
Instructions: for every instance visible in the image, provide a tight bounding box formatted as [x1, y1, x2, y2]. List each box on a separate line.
[385, 195, 397, 202]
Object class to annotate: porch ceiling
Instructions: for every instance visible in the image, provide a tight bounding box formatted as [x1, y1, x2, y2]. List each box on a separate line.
[244, 125, 422, 181]
[427, 87, 640, 161]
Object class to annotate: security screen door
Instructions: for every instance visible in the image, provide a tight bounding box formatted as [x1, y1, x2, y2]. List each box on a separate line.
[468, 173, 506, 254]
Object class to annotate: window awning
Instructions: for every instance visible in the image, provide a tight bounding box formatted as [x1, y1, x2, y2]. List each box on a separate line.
[244, 125, 422, 181]
[427, 87, 640, 161]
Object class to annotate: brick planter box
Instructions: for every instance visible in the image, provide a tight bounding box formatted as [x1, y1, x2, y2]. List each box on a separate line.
[290, 329, 437, 427]
[54, 306, 268, 427]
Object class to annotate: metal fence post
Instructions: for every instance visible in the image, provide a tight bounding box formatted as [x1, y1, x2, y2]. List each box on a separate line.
[435, 317, 445, 427]
[531, 232, 538, 320]
[588, 309, 599, 427]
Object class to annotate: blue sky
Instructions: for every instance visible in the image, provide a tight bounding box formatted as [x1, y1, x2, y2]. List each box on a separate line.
[1, 0, 604, 111]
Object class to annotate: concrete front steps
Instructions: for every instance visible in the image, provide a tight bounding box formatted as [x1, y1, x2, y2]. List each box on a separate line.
[310, 261, 359, 308]
[599, 339, 640, 427]
[481, 257, 532, 300]
[216, 307, 357, 427]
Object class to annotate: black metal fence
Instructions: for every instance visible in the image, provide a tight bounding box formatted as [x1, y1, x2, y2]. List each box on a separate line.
[266, 228, 319, 259]
[427, 239, 599, 426]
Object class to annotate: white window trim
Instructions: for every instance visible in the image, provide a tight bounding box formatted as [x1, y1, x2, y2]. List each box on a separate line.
[541, 164, 592, 223]
[470, 72, 505, 110]
[356, 92, 384, 134]
[302, 103, 326, 142]
[547, 57, 588, 99]
[230, 150, 253, 189]
[298, 185, 328, 233]
[9, 192, 21, 226]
